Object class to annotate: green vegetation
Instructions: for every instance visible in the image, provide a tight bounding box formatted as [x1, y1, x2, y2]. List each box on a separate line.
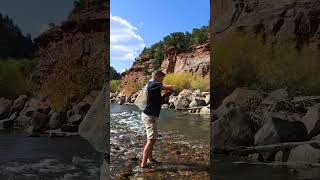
[110, 80, 121, 93]
[212, 32, 320, 99]
[142, 26, 209, 68]
[0, 59, 36, 98]
[163, 72, 210, 94]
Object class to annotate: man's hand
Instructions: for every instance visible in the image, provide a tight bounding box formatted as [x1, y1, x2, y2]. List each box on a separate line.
[162, 84, 173, 92]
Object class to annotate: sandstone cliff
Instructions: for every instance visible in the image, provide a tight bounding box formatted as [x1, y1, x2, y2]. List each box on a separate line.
[120, 42, 210, 96]
[212, 0, 320, 49]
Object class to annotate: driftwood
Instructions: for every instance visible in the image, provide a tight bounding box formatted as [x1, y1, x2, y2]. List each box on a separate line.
[212, 140, 320, 156]
[176, 106, 207, 111]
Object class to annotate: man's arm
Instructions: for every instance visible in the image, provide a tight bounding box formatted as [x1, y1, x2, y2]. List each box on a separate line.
[162, 84, 173, 92]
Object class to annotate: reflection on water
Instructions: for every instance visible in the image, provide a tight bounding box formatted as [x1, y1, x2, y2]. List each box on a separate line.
[212, 155, 320, 180]
[0, 131, 101, 180]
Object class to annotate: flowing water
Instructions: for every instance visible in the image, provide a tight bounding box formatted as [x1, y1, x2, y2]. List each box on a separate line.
[110, 104, 210, 179]
[0, 131, 102, 180]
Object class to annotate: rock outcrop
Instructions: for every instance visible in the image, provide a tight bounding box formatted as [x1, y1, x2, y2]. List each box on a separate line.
[212, 0, 320, 49]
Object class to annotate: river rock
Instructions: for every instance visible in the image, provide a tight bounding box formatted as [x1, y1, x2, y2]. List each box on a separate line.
[11, 95, 28, 113]
[212, 106, 255, 149]
[116, 96, 125, 105]
[178, 89, 193, 98]
[72, 101, 90, 116]
[288, 144, 320, 164]
[174, 96, 191, 109]
[254, 118, 308, 146]
[21, 96, 50, 116]
[8, 111, 18, 121]
[68, 114, 82, 125]
[192, 89, 202, 97]
[199, 106, 210, 114]
[49, 112, 61, 129]
[31, 112, 50, 131]
[201, 92, 210, 97]
[189, 98, 206, 108]
[0, 97, 13, 119]
[0, 119, 13, 129]
[16, 115, 32, 128]
[299, 103, 320, 139]
[204, 94, 210, 105]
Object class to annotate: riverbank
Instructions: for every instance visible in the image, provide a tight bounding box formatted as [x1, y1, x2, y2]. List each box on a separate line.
[212, 87, 320, 169]
[110, 104, 209, 179]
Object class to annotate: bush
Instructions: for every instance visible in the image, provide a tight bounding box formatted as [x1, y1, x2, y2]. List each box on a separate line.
[110, 80, 121, 92]
[0, 59, 36, 98]
[163, 72, 209, 94]
[121, 78, 146, 96]
[212, 32, 320, 100]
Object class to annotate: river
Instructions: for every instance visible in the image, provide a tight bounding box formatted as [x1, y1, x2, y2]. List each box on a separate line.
[0, 131, 102, 180]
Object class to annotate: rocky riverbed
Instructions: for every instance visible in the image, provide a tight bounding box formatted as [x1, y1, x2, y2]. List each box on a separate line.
[110, 104, 209, 179]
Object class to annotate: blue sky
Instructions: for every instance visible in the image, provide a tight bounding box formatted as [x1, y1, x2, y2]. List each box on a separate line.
[0, 0, 74, 38]
[111, 0, 210, 73]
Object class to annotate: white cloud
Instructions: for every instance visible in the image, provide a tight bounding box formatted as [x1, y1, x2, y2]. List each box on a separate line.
[111, 14, 145, 61]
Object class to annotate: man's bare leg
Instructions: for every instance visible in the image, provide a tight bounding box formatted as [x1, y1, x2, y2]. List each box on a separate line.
[141, 139, 156, 167]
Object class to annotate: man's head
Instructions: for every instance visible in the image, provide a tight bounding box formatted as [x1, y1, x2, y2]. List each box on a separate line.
[152, 70, 166, 83]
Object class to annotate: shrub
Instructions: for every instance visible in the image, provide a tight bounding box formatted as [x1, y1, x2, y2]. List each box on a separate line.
[110, 80, 121, 92]
[0, 59, 36, 98]
[163, 72, 210, 94]
[212, 32, 320, 101]
[121, 78, 146, 96]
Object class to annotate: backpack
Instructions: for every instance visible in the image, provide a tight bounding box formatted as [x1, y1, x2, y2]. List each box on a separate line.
[134, 80, 152, 110]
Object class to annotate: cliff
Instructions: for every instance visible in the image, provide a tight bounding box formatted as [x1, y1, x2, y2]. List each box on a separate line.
[120, 41, 210, 96]
[32, 0, 108, 107]
[212, 0, 320, 49]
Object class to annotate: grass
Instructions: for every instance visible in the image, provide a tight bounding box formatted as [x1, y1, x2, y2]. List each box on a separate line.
[0, 59, 36, 98]
[163, 72, 210, 94]
[212, 32, 320, 102]
[110, 80, 121, 93]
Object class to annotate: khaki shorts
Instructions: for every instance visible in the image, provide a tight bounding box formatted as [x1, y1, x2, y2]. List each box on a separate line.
[141, 112, 158, 140]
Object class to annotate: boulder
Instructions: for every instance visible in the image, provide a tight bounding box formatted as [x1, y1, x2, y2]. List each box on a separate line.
[189, 98, 206, 108]
[192, 89, 202, 97]
[204, 94, 210, 105]
[49, 112, 61, 129]
[68, 114, 82, 125]
[72, 101, 90, 116]
[31, 112, 50, 131]
[199, 106, 210, 114]
[0, 97, 13, 119]
[0, 119, 13, 129]
[300, 103, 320, 139]
[174, 96, 191, 109]
[201, 92, 210, 97]
[255, 118, 308, 146]
[178, 89, 193, 98]
[11, 95, 28, 113]
[20, 96, 50, 115]
[288, 144, 320, 164]
[16, 115, 32, 128]
[82, 90, 100, 105]
[211, 106, 255, 149]
[8, 111, 18, 121]
[215, 88, 262, 118]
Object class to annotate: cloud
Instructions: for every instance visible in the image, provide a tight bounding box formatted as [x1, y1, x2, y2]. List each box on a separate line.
[111, 14, 145, 61]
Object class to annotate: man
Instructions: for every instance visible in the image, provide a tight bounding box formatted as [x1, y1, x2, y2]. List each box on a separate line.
[140, 70, 173, 168]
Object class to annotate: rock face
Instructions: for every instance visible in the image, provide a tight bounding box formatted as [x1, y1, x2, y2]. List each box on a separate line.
[254, 118, 308, 146]
[212, 0, 320, 49]
[161, 43, 210, 75]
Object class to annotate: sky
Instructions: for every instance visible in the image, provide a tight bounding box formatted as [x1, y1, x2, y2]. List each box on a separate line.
[0, 0, 74, 38]
[111, 0, 210, 73]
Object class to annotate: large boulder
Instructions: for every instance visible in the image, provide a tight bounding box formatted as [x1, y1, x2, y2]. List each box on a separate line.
[204, 94, 210, 105]
[189, 98, 207, 108]
[82, 90, 100, 106]
[30, 112, 50, 131]
[72, 101, 91, 117]
[261, 89, 288, 106]
[211, 106, 255, 149]
[11, 95, 28, 113]
[215, 88, 262, 118]
[68, 114, 82, 125]
[299, 103, 320, 139]
[174, 89, 193, 108]
[288, 144, 320, 164]
[0, 97, 13, 119]
[255, 118, 308, 146]
[20, 96, 50, 116]
[16, 115, 32, 128]
[199, 106, 210, 114]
